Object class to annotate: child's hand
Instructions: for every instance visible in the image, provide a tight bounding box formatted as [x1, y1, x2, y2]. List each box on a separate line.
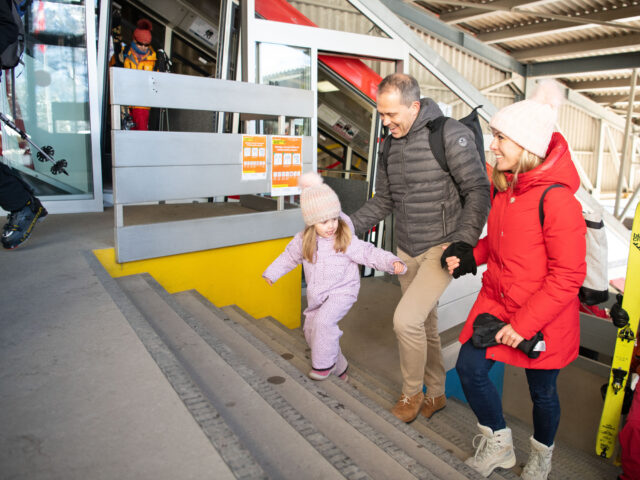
[393, 261, 406, 275]
[264, 277, 273, 286]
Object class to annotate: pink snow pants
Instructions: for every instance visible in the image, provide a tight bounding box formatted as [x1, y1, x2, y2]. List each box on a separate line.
[303, 294, 355, 374]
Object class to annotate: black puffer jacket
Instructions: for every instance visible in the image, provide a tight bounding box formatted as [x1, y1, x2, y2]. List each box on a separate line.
[351, 98, 490, 257]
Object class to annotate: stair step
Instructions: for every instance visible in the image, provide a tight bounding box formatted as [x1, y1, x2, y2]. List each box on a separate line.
[118, 274, 347, 480]
[225, 306, 495, 475]
[174, 291, 433, 480]
[181, 290, 487, 480]
[223, 304, 622, 480]
[89, 266, 257, 480]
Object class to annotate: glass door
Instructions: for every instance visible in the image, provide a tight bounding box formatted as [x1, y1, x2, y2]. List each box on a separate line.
[0, 0, 102, 213]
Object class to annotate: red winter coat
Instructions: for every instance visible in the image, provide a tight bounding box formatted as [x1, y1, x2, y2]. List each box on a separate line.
[459, 133, 587, 369]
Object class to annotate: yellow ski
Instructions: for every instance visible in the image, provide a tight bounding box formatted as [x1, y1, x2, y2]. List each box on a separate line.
[596, 203, 640, 458]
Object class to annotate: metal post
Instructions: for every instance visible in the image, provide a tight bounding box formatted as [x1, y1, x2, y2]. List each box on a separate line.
[593, 119, 605, 198]
[615, 69, 637, 218]
[619, 135, 640, 219]
[277, 115, 286, 211]
[240, 0, 255, 84]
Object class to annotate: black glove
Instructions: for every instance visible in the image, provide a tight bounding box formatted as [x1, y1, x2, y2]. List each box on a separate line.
[610, 294, 629, 328]
[471, 313, 544, 359]
[440, 241, 477, 279]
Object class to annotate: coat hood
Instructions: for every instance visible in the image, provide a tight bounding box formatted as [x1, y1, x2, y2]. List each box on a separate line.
[508, 132, 580, 195]
[408, 97, 444, 134]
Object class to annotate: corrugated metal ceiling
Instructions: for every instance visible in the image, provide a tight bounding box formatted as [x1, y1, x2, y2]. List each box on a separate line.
[410, 0, 640, 122]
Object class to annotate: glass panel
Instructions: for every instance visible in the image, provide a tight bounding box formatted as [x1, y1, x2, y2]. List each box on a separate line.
[255, 42, 311, 136]
[257, 42, 310, 89]
[1, 0, 93, 199]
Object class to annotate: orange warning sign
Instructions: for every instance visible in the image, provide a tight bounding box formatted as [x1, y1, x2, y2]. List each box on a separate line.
[242, 135, 267, 180]
[271, 136, 302, 196]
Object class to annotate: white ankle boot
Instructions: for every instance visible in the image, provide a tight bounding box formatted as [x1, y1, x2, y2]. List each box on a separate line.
[465, 423, 516, 477]
[521, 436, 553, 480]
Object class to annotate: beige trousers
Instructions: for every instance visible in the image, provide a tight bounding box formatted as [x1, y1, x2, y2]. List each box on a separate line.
[395, 244, 451, 397]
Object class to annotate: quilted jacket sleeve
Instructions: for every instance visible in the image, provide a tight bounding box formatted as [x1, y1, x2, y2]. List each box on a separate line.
[262, 232, 304, 283]
[443, 120, 491, 247]
[350, 150, 394, 236]
[510, 188, 587, 338]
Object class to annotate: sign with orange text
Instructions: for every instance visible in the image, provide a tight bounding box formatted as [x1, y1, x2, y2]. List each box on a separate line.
[271, 136, 302, 196]
[242, 135, 267, 180]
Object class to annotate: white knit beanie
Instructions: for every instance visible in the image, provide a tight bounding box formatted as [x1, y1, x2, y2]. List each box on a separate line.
[299, 172, 341, 226]
[489, 80, 564, 158]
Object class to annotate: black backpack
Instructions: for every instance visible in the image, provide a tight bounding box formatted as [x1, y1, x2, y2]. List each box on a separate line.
[0, 0, 25, 70]
[380, 105, 486, 174]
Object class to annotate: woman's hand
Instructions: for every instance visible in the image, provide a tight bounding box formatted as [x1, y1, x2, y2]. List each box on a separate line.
[441, 246, 461, 276]
[495, 324, 524, 348]
[264, 277, 273, 286]
[393, 261, 406, 275]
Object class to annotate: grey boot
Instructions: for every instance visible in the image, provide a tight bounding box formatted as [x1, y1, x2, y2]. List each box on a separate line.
[521, 436, 553, 480]
[465, 423, 516, 477]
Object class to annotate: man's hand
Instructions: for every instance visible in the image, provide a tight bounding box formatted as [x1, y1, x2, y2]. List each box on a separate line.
[440, 241, 476, 278]
[264, 277, 273, 286]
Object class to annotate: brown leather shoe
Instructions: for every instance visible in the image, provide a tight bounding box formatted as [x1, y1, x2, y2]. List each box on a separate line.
[421, 394, 446, 418]
[391, 392, 424, 422]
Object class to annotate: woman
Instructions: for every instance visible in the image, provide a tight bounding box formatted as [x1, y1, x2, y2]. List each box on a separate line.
[444, 80, 586, 479]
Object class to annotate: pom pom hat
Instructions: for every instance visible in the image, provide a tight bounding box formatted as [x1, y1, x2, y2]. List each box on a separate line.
[299, 172, 341, 226]
[133, 19, 152, 45]
[489, 79, 564, 158]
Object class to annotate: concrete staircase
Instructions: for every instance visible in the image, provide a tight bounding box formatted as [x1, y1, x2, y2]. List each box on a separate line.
[92, 264, 622, 479]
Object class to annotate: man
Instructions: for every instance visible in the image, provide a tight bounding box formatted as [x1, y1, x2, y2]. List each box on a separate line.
[350, 73, 490, 422]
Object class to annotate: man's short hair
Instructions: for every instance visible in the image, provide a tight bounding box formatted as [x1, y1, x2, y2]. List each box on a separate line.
[377, 73, 420, 106]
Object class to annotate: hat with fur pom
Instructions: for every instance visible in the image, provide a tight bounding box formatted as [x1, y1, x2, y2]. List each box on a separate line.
[299, 172, 341, 226]
[490, 79, 564, 158]
[133, 18, 152, 45]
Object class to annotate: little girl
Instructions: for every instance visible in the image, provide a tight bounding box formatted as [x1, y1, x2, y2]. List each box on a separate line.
[263, 172, 406, 381]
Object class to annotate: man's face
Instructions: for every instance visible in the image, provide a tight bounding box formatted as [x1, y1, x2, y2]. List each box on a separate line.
[377, 88, 420, 139]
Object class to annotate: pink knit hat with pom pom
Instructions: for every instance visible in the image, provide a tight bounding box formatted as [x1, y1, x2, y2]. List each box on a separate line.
[299, 172, 341, 226]
[490, 79, 564, 158]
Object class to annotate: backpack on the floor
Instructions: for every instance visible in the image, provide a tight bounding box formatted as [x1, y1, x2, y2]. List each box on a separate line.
[380, 105, 486, 205]
[0, 0, 25, 69]
[539, 184, 609, 306]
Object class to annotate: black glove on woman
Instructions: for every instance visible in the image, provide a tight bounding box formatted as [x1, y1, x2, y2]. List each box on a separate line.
[440, 241, 477, 279]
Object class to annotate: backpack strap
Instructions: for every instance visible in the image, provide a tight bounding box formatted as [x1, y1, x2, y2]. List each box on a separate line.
[538, 184, 565, 227]
[426, 116, 449, 172]
[380, 132, 392, 171]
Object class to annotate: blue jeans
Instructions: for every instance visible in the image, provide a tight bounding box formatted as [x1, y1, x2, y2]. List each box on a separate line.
[456, 341, 561, 446]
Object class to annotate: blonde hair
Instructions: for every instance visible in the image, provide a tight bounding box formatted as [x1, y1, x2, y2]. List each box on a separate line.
[492, 149, 544, 192]
[302, 218, 352, 263]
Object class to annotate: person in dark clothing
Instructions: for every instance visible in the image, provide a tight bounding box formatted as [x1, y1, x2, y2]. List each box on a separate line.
[0, 1, 47, 249]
